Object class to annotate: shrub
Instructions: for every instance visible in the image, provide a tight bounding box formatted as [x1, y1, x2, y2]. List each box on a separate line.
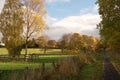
[79, 53, 96, 64]
[59, 58, 81, 76]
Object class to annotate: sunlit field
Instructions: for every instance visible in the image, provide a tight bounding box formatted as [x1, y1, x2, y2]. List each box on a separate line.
[0, 62, 42, 70]
[0, 48, 61, 55]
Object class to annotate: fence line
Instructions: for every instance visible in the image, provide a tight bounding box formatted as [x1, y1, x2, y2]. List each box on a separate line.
[0, 54, 78, 62]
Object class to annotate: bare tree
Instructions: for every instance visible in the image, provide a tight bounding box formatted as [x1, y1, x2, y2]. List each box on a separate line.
[22, 0, 47, 60]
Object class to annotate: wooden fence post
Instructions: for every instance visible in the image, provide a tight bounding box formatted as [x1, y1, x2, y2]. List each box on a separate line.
[24, 67, 29, 80]
[52, 61, 60, 72]
[0, 71, 3, 79]
[41, 63, 45, 75]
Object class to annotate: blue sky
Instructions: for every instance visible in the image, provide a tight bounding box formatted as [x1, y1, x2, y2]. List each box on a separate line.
[0, 0, 101, 40]
[46, 0, 98, 19]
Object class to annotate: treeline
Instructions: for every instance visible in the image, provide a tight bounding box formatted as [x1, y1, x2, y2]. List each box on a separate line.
[20, 33, 102, 54]
[98, 0, 120, 53]
[58, 33, 101, 54]
[23, 37, 57, 49]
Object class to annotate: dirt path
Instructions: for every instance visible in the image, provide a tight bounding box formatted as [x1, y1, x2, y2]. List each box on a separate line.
[104, 54, 120, 80]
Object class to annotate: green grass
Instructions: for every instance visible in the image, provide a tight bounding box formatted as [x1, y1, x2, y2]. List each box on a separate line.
[80, 63, 97, 80]
[79, 53, 104, 80]
[0, 48, 104, 80]
[0, 48, 62, 55]
[21, 48, 62, 54]
[0, 62, 41, 70]
[0, 62, 52, 80]
[28, 54, 77, 63]
[0, 48, 77, 63]
[0, 62, 52, 70]
[0, 55, 77, 70]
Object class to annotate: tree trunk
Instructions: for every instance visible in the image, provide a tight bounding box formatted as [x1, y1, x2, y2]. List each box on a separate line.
[44, 46, 47, 54]
[25, 39, 28, 61]
[61, 48, 64, 54]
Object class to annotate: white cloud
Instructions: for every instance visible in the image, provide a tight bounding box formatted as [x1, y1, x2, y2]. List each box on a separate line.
[46, 0, 71, 3]
[53, 14, 100, 30]
[43, 4, 101, 40]
[44, 13, 101, 40]
[46, 15, 58, 25]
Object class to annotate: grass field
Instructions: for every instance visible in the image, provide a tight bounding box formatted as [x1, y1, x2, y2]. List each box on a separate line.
[0, 62, 44, 70]
[0, 48, 77, 70]
[0, 48, 104, 80]
[0, 48, 62, 55]
[0, 62, 52, 80]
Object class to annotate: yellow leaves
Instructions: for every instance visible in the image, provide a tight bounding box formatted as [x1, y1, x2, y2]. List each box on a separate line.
[23, 0, 47, 39]
[33, 14, 44, 26]
[30, 13, 47, 33]
[30, 0, 43, 3]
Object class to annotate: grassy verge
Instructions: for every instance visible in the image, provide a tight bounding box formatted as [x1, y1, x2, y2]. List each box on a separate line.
[0, 62, 52, 80]
[0, 51, 104, 80]
[108, 53, 120, 74]
[0, 62, 51, 70]
[0, 55, 77, 70]
[79, 53, 104, 80]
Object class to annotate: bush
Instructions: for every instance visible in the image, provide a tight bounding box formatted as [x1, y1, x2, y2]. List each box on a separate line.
[59, 58, 81, 76]
[79, 53, 96, 64]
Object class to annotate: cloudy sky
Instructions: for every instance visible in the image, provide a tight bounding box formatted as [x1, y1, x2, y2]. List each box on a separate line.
[44, 0, 101, 40]
[0, 0, 101, 40]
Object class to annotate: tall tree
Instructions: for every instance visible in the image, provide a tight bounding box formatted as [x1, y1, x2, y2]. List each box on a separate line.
[0, 0, 24, 57]
[98, 0, 120, 52]
[22, 0, 47, 59]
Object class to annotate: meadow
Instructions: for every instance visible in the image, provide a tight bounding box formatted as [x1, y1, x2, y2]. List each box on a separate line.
[0, 48, 62, 55]
[0, 48, 77, 69]
[0, 48, 104, 80]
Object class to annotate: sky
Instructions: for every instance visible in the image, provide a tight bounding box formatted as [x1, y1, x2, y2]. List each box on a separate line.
[0, 0, 101, 40]
[44, 0, 101, 40]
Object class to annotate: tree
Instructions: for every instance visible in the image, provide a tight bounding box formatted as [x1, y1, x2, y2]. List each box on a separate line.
[22, 0, 47, 59]
[0, 0, 24, 57]
[36, 36, 47, 54]
[27, 38, 38, 48]
[48, 40, 57, 48]
[87, 36, 98, 53]
[82, 35, 98, 53]
[108, 32, 120, 52]
[95, 40, 105, 52]
[82, 35, 89, 53]
[69, 33, 83, 54]
[98, 0, 120, 52]
[58, 33, 71, 53]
